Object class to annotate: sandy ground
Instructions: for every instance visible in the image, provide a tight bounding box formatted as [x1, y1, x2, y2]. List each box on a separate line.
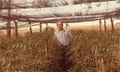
[0, 23, 120, 37]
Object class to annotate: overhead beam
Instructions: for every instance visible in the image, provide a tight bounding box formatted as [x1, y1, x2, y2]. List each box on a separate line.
[0, 14, 106, 23]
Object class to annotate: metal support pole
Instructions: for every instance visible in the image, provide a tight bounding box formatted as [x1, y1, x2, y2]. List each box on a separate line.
[29, 21, 32, 35]
[104, 18, 107, 32]
[14, 20, 18, 37]
[99, 19, 102, 32]
[46, 23, 48, 32]
[110, 17, 114, 32]
[66, 23, 69, 29]
[7, 0, 11, 37]
[40, 22, 42, 32]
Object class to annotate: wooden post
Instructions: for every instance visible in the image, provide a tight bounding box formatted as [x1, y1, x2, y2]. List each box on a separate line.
[45, 39, 48, 62]
[104, 18, 107, 32]
[29, 21, 32, 35]
[46, 23, 48, 32]
[40, 22, 42, 32]
[66, 23, 69, 29]
[7, 0, 11, 38]
[95, 49, 105, 72]
[110, 17, 114, 32]
[5, 62, 11, 72]
[45, 23, 48, 64]
[117, 59, 120, 72]
[14, 20, 18, 37]
[99, 19, 102, 32]
[100, 58, 105, 72]
[94, 49, 99, 72]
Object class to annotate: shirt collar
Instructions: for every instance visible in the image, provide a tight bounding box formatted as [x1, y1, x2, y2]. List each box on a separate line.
[57, 29, 65, 33]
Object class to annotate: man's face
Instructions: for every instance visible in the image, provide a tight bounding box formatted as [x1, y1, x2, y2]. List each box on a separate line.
[57, 22, 63, 31]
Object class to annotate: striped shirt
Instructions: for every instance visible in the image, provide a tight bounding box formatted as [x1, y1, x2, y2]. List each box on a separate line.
[54, 29, 72, 46]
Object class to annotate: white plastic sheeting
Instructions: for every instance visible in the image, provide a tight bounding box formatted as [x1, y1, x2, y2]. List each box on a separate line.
[0, 1, 120, 27]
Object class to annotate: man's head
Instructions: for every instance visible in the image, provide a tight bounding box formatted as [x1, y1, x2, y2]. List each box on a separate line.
[56, 21, 63, 31]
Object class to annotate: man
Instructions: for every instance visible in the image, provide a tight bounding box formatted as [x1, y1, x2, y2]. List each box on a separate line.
[54, 21, 72, 72]
[54, 21, 72, 46]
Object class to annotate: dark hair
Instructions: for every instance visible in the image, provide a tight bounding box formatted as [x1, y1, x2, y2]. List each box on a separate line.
[57, 21, 63, 25]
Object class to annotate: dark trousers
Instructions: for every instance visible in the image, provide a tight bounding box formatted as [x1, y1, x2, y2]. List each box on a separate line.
[59, 45, 71, 72]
